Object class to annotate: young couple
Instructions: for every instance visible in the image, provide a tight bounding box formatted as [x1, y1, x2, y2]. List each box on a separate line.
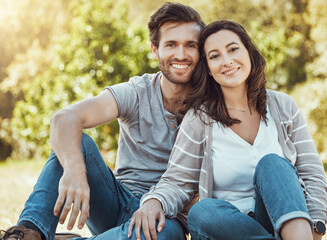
[2, 2, 326, 240]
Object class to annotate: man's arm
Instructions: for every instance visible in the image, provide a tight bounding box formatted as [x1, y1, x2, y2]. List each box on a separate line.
[51, 89, 118, 230]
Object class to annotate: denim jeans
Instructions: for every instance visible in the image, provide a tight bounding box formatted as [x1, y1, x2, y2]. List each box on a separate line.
[18, 133, 185, 240]
[187, 154, 312, 240]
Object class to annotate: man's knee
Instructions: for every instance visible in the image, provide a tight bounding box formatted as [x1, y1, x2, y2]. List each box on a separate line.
[81, 133, 97, 148]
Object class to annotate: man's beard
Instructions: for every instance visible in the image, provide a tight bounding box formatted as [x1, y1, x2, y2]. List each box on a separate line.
[158, 58, 193, 85]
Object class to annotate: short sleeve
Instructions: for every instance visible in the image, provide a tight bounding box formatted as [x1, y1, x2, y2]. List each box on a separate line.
[105, 81, 138, 123]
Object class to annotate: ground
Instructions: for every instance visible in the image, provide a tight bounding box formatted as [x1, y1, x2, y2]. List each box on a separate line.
[0, 159, 326, 239]
[0, 159, 91, 237]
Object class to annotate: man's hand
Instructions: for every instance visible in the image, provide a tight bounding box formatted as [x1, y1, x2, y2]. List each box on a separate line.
[128, 199, 165, 240]
[53, 167, 90, 230]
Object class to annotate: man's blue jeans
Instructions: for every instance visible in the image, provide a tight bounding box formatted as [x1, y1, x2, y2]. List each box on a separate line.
[17, 134, 185, 240]
[187, 154, 312, 240]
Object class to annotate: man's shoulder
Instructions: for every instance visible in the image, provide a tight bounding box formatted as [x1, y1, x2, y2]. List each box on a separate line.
[128, 72, 160, 87]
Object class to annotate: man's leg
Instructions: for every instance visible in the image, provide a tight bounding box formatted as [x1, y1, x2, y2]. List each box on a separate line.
[70, 218, 186, 240]
[187, 198, 274, 240]
[71, 182, 186, 240]
[17, 133, 136, 240]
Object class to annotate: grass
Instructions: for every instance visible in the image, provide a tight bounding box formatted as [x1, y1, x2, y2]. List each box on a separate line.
[1, 159, 326, 239]
[0, 159, 91, 237]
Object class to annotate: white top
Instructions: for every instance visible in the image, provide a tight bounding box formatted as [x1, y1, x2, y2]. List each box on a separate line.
[211, 106, 284, 213]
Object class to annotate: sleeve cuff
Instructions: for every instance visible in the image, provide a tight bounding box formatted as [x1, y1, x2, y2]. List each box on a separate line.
[140, 195, 166, 213]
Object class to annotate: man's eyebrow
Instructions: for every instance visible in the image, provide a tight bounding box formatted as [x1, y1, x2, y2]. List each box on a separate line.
[163, 40, 198, 44]
[187, 40, 199, 45]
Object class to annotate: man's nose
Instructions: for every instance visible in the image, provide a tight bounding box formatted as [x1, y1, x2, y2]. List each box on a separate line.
[174, 46, 187, 60]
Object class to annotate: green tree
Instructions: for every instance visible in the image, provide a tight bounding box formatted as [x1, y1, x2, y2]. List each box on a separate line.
[11, 0, 156, 162]
[0, 0, 69, 160]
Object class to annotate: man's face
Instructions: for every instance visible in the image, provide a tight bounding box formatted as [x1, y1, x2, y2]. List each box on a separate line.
[152, 22, 201, 85]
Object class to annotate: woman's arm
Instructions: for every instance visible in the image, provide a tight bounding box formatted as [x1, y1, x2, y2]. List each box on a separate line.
[142, 110, 205, 217]
[128, 110, 206, 239]
[289, 98, 327, 222]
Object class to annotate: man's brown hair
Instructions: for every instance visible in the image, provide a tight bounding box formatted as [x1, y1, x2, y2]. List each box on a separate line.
[148, 2, 205, 48]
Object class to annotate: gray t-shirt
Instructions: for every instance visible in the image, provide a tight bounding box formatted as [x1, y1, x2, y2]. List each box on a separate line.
[106, 72, 179, 195]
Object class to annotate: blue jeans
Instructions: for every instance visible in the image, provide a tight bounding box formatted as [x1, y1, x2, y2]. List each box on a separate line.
[18, 134, 185, 240]
[187, 154, 312, 240]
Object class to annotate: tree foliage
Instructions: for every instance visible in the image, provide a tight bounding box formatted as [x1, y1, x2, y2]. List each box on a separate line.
[0, 0, 326, 162]
[9, 0, 156, 160]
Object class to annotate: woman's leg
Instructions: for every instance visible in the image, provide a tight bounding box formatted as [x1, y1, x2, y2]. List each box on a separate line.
[253, 154, 313, 240]
[187, 198, 274, 240]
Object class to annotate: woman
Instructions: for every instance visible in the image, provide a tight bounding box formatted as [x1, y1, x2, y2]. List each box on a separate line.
[136, 20, 327, 240]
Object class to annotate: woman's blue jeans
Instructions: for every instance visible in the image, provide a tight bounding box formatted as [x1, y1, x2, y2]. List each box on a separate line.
[17, 134, 185, 240]
[187, 154, 312, 240]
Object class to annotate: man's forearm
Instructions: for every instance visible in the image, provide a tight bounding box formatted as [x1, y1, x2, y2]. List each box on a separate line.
[50, 108, 85, 170]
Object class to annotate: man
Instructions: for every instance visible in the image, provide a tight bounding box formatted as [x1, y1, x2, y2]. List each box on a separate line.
[2, 2, 205, 240]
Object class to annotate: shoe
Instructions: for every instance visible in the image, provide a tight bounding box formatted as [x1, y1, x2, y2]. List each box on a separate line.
[0, 226, 41, 240]
[54, 232, 82, 240]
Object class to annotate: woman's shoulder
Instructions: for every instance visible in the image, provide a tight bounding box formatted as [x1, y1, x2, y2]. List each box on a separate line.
[267, 89, 300, 119]
[267, 89, 291, 100]
[267, 89, 297, 107]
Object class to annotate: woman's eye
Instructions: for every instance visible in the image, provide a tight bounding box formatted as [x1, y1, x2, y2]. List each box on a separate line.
[230, 47, 239, 52]
[209, 54, 219, 60]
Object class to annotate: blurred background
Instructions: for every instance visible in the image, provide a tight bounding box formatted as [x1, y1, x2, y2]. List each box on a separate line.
[0, 0, 327, 164]
[0, 0, 327, 234]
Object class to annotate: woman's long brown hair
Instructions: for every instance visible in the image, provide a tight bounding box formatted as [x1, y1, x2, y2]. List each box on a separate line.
[181, 20, 267, 126]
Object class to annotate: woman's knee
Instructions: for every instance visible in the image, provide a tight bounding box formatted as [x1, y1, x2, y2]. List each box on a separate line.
[255, 154, 296, 177]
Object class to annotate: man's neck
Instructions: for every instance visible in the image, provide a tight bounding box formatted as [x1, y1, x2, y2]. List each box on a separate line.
[160, 76, 191, 123]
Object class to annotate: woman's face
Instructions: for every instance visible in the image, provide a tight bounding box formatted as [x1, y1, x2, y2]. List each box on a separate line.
[204, 30, 251, 91]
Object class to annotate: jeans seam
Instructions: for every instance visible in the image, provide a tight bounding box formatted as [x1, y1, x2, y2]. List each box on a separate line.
[255, 185, 279, 238]
[253, 156, 301, 238]
[117, 194, 139, 226]
[86, 153, 119, 199]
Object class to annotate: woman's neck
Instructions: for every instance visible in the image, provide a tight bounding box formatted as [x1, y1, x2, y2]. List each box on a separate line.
[222, 86, 248, 109]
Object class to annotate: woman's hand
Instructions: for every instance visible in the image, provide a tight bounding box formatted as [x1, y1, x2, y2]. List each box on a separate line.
[128, 199, 165, 240]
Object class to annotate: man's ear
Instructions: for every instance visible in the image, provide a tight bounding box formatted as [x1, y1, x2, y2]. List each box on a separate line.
[151, 43, 159, 60]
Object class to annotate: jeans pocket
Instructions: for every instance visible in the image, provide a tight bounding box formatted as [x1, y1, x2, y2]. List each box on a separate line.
[118, 194, 141, 225]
